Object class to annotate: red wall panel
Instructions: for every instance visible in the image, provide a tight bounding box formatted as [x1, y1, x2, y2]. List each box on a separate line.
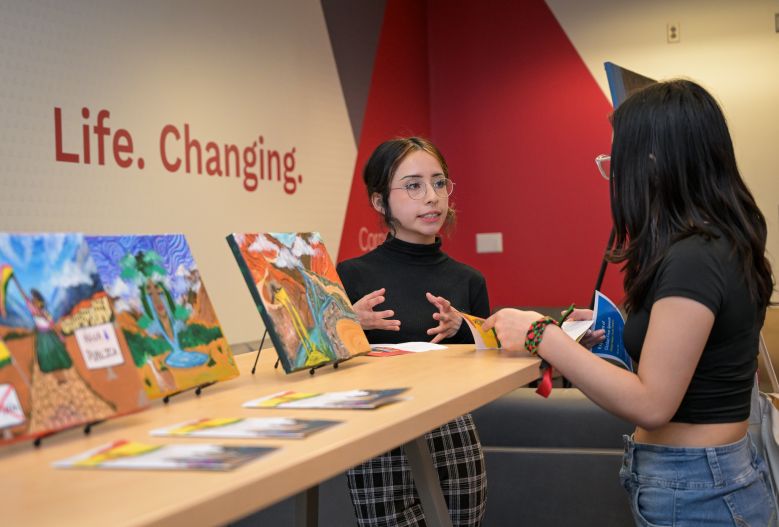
[337, 0, 432, 262]
[338, 0, 624, 311]
[427, 0, 623, 309]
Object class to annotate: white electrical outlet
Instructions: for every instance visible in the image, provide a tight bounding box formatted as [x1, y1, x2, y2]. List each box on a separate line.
[667, 22, 680, 43]
[476, 233, 503, 254]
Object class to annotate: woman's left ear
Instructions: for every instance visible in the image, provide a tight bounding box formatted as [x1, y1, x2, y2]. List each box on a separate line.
[370, 193, 385, 214]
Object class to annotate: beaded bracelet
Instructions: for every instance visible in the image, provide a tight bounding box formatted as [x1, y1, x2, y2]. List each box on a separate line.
[524, 304, 575, 355]
[524, 317, 557, 355]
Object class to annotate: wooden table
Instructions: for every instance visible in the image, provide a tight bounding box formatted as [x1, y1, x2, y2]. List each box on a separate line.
[0, 345, 540, 527]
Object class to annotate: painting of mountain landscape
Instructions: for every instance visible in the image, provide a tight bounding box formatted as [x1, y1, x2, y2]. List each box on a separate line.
[226, 232, 369, 373]
[86, 235, 238, 399]
[0, 233, 146, 445]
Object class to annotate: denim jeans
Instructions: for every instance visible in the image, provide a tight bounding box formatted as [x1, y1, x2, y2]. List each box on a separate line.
[619, 434, 777, 527]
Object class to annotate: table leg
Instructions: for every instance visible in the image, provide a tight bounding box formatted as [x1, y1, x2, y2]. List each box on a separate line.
[293, 486, 318, 527]
[404, 436, 454, 527]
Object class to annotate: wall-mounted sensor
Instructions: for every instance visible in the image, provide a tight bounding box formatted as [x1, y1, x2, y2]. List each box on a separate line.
[476, 233, 503, 254]
[667, 22, 680, 43]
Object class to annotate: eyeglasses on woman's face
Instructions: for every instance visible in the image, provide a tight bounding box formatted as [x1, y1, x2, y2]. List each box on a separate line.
[595, 154, 611, 180]
[391, 176, 454, 200]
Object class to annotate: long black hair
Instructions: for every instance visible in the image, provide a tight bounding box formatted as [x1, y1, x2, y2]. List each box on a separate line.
[363, 136, 456, 234]
[607, 79, 773, 312]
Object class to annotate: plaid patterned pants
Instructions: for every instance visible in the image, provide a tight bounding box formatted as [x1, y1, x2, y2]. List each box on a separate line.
[347, 413, 487, 527]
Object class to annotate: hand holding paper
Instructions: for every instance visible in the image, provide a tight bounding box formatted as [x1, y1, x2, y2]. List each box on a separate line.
[482, 308, 542, 351]
[460, 311, 502, 349]
[560, 308, 606, 348]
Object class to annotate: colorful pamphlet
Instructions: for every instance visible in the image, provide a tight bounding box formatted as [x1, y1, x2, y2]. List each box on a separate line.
[53, 439, 273, 471]
[226, 232, 370, 373]
[368, 342, 446, 356]
[0, 233, 147, 446]
[85, 235, 239, 399]
[243, 389, 408, 410]
[459, 312, 501, 349]
[150, 417, 340, 439]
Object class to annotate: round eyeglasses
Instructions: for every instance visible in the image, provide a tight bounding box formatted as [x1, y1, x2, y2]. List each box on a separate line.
[391, 177, 454, 200]
[595, 154, 611, 180]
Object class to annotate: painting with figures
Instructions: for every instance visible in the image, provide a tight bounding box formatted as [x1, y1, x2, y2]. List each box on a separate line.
[227, 232, 369, 373]
[0, 233, 146, 445]
[86, 234, 238, 399]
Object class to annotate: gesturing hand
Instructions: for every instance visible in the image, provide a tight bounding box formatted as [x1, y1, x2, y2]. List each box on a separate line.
[426, 292, 463, 344]
[352, 288, 401, 331]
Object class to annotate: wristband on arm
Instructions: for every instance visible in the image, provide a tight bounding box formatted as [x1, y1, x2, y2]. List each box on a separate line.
[525, 304, 574, 398]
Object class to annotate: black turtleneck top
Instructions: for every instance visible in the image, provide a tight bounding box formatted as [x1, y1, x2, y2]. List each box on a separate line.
[336, 236, 490, 344]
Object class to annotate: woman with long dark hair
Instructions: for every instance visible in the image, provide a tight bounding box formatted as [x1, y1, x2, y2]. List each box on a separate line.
[485, 80, 777, 525]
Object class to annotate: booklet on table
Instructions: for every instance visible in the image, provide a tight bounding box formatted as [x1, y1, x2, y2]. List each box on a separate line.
[243, 389, 408, 410]
[150, 417, 340, 439]
[53, 439, 274, 471]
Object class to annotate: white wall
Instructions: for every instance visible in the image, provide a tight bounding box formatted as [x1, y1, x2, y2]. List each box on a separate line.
[547, 0, 779, 283]
[0, 0, 356, 344]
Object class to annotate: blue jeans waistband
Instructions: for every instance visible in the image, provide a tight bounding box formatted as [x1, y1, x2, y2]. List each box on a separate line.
[621, 433, 757, 490]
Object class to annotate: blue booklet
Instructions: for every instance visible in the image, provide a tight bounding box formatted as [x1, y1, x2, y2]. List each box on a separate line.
[590, 291, 633, 371]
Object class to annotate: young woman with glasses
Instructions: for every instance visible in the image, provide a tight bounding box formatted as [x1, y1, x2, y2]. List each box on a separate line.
[337, 136, 489, 526]
[485, 80, 777, 526]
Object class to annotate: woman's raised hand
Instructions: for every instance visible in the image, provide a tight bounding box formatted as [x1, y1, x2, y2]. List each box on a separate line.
[426, 292, 463, 343]
[352, 288, 401, 331]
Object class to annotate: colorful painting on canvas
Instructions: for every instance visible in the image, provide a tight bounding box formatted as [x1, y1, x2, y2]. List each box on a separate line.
[86, 235, 238, 399]
[0, 233, 147, 445]
[227, 232, 369, 373]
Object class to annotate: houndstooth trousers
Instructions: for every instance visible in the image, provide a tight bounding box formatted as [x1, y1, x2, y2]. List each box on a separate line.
[347, 413, 487, 527]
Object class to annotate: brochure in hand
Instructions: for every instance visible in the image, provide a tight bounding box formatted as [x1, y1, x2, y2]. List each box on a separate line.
[150, 417, 340, 439]
[459, 312, 501, 349]
[243, 389, 408, 410]
[560, 291, 633, 371]
[53, 439, 274, 471]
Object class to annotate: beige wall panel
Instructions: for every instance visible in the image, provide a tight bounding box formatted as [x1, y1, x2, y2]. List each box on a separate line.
[0, 0, 356, 344]
[547, 0, 779, 291]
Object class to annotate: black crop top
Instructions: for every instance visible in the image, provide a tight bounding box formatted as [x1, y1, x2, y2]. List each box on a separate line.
[622, 232, 764, 423]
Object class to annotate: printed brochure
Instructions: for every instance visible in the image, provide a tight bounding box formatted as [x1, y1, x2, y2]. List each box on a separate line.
[53, 439, 274, 471]
[459, 312, 500, 349]
[243, 389, 408, 410]
[560, 291, 633, 371]
[368, 342, 446, 356]
[150, 417, 339, 439]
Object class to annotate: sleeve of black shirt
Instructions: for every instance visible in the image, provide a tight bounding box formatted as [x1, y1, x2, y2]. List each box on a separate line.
[336, 260, 361, 305]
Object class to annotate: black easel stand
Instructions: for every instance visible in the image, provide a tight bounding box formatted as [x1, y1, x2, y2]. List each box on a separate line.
[308, 361, 339, 376]
[83, 420, 104, 435]
[251, 330, 269, 374]
[162, 382, 215, 404]
[33, 419, 105, 448]
[251, 328, 342, 376]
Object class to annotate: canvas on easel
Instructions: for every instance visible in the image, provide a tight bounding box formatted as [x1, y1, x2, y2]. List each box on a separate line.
[85, 234, 239, 399]
[0, 233, 147, 445]
[226, 232, 370, 373]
